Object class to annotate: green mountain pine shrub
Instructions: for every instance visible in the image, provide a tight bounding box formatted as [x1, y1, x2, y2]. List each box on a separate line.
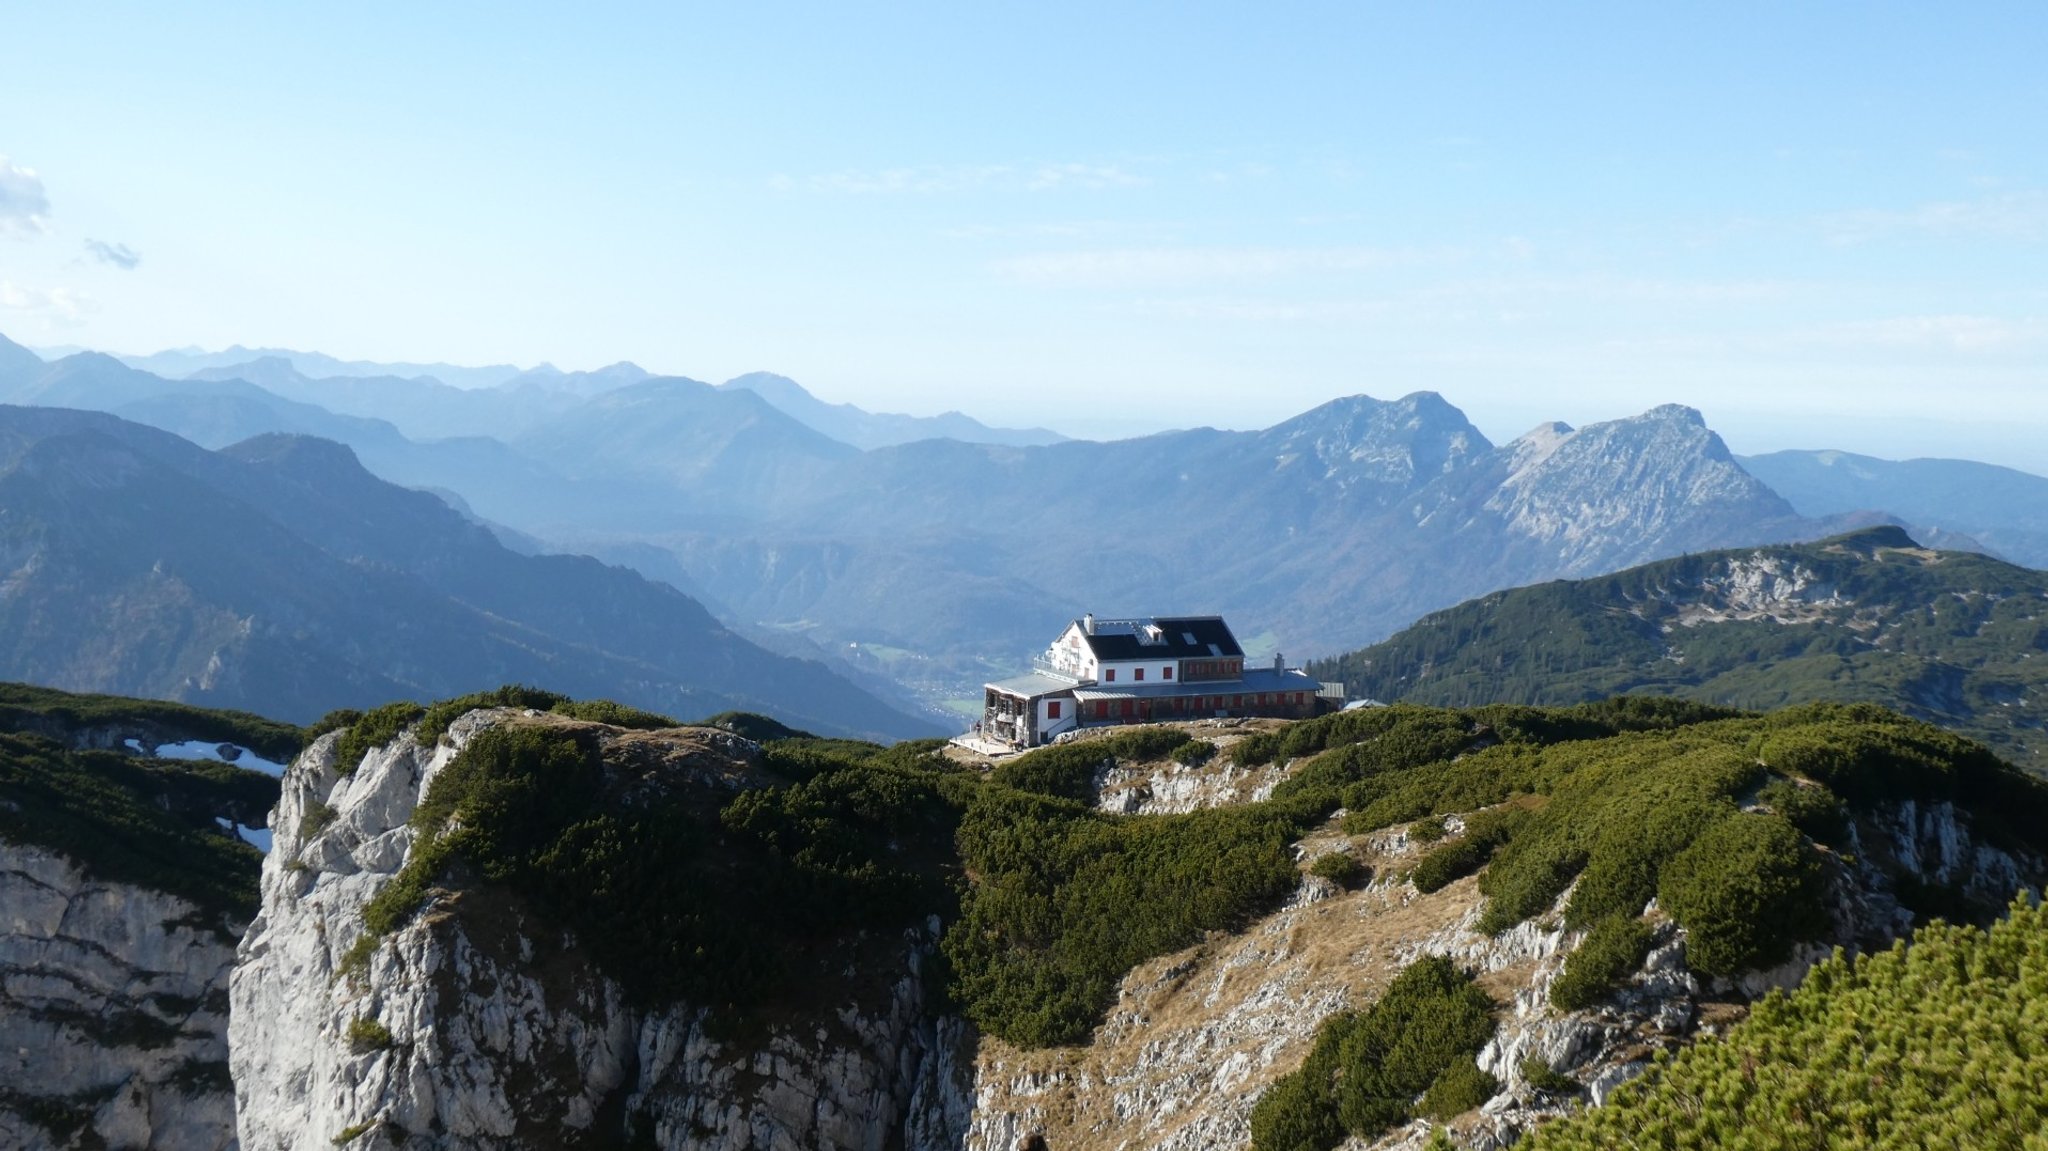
[1523, 897, 2048, 1150]
[1249, 957, 1497, 1151]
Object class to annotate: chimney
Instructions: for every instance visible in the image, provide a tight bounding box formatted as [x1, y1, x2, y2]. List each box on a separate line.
[1274, 653, 1285, 671]
[1083, 613, 1096, 635]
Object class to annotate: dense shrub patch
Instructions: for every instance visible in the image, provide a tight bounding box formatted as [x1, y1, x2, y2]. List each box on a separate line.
[0, 681, 306, 761]
[1410, 806, 1530, 894]
[356, 719, 968, 1012]
[1309, 850, 1367, 888]
[333, 702, 426, 775]
[1550, 914, 1657, 1010]
[1249, 957, 1497, 1151]
[0, 729, 275, 924]
[1656, 814, 1826, 978]
[943, 784, 1314, 1047]
[1523, 898, 2048, 1150]
[332, 686, 681, 775]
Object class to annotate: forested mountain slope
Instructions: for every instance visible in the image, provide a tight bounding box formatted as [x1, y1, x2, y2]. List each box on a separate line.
[1310, 526, 2048, 772]
[0, 406, 933, 739]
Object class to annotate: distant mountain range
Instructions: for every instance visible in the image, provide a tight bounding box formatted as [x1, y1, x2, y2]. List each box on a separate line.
[10, 328, 2048, 715]
[1740, 449, 2048, 569]
[1309, 526, 2048, 772]
[0, 404, 937, 741]
[32, 339, 1066, 450]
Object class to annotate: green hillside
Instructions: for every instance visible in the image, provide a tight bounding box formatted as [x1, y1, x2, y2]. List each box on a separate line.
[0, 683, 296, 925]
[1523, 897, 2048, 1151]
[329, 690, 2048, 1055]
[1308, 527, 2048, 773]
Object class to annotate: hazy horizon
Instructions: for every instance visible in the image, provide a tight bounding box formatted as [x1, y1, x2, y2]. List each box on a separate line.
[5, 5, 2044, 468]
[15, 328, 2047, 478]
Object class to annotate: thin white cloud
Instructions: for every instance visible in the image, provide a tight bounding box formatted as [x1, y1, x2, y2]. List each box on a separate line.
[1026, 163, 1142, 191]
[802, 165, 1011, 195]
[1808, 313, 2048, 354]
[1417, 274, 1798, 305]
[772, 161, 1145, 196]
[990, 245, 1420, 289]
[1127, 297, 1397, 322]
[84, 238, 140, 270]
[0, 280, 97, 324]
[1822, 190, 2048, 245]
[0, 156, 51, 236]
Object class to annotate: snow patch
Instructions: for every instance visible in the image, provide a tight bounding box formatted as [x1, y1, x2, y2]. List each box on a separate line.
[215, 816, 272, 853]
[150, 739, 287, 776]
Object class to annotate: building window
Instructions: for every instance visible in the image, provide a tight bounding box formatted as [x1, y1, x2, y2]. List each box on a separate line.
[1134, 668, 1145, 681]
[1105, 669, 1116, 682]
[1095, 701, 1109, 719]
[1163, 667, 1173, 680]
[1047, 700, 1061, 719]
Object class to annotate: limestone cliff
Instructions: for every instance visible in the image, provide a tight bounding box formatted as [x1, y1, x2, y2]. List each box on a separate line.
[0, 844, 239, 1151]
[230, 710, 974, 1151]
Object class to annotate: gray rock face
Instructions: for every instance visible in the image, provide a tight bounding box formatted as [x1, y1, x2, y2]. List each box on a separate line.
[230, 714, 973, 1151]
[0, 843, 239, 1151]
[1486, 405, 1802, 574]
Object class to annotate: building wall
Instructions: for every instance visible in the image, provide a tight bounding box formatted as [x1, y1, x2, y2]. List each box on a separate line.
[1076, 686, 1323, 727]
[1039, 696, 1077, 740]
[1047, 623, 1096, 678]
[1094, 659, 1179, 685]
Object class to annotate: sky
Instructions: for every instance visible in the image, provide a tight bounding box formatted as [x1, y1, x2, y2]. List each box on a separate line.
[2, 3, 2046, 467]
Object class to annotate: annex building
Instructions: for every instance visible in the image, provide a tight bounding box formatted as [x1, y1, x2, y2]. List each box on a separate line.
[979, 614, 1335, 749]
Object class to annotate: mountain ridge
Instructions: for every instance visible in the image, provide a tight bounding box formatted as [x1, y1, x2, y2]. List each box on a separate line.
[1308, 525, 2048, 771]
[0, 405, 935, 740]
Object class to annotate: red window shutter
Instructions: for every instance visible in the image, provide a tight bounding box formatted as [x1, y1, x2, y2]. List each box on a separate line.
[1095, 701, 1108, 719]
[1163, 667, 1173, 680]
[1106, 669, 1116, 682]
[1135, 668, 1145, 681]
[1048, 700, 1061, 719]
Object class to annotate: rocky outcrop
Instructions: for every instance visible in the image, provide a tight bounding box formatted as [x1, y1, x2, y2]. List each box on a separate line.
[0, 843, 239, 1151]
[230, 712, 974, 1151]
[1092, 725, 1291, 815]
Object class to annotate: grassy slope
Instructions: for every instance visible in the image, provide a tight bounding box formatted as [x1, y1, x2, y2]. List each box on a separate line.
[1307, 527, 2048, 773]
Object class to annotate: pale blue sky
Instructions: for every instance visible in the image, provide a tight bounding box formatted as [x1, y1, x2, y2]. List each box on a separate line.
[2, 3, 2045, 465]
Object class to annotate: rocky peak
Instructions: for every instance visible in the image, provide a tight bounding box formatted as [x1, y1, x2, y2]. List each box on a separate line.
[1485, 404, 1798, 573]
[1260, 391, 1493, 489]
